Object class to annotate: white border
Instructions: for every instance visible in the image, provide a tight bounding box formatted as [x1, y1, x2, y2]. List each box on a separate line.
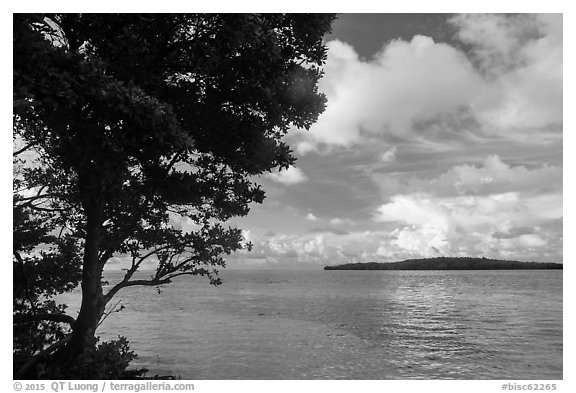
[3, 3, 572, 392]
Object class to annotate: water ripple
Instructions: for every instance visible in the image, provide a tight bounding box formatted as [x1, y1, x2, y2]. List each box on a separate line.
[57, 269, 563, 379]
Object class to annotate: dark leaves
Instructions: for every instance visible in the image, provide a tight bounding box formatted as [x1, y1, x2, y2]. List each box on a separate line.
[13, 13, 333, 309]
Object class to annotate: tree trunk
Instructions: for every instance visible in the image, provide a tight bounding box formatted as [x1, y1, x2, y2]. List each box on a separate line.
[63, 195, 105, 359]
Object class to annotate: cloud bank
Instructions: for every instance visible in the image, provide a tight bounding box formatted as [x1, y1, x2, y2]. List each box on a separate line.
[231, 14, 563, 268]
[233, 154, 562, 267]
[291, 13, 562, 154]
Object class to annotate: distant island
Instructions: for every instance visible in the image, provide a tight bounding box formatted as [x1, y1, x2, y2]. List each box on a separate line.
[324, 257, 563, 270]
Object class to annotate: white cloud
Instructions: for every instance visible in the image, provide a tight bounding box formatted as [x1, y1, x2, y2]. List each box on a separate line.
[451, 14, 563, 130]
[230, 229, 396, 266]
[377, 193, 449, 228]
[168, 212, 203, 233]
[231, 151, 562, 267]
[375, 190, 560, 258]
[380, 146, 397, 163]
[295, 140, 318, 156]
[291, 14, 562, 154]
[306, 213, 318, 221]
[256, 233, 328, 262]
[241, 229, 252, 243]
[369, 153, 562, 203]
[375, 246, 394, 258]
[366, 153, 563, 259]
[298, 36, 481, 150]
[266, 165, 308, 185]
[229, 15, 562, 267]
[394, 226, 449, 256]
[436, 154, 562, 195]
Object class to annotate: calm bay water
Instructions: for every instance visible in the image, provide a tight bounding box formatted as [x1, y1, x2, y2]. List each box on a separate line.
[62, 269, 562, 379]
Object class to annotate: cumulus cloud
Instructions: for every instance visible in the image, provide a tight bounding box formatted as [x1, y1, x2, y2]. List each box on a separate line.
[230, 151, 562, 267]
[377, 192, 527, 231]
[230, 230, 394, 267]
[380, 146, 397, 163]
[370, 153, 562, 201]
[258, 234, 328, 264]
[435, 154, 562, 196]
[266, 165, 308, 185]
[291, 13, 562, 154]
[364, 151, 563, 260]
[375, 191, 558, 258]
[306, 212, 318, 221]
[228, 15, 562, 267]
[293, 36, 481, 152]
[451, 13, 562, 130]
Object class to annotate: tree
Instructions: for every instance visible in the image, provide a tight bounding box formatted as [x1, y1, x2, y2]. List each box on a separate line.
[13, 162, 81, 372]
[13, 13, 335, 377]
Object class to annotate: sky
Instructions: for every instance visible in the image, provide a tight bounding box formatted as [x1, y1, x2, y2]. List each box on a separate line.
[220, 13, 563, 269]
[8, 12, 561, 271]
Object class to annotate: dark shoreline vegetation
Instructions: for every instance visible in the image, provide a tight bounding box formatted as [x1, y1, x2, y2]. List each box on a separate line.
[324, 257, 563, 270]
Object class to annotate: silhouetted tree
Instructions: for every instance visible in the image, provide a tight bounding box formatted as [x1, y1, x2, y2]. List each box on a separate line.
[13, 13, 335, 377]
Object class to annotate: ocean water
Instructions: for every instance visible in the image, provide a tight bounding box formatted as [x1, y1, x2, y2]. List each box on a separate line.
[61, 269, 562, 379]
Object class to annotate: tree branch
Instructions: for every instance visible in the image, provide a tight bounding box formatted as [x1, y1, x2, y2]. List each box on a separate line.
[13, 142, 35, 157]
[157, 254, 197, 278]
[103, 278, 171, 304]
[97, 299, 123, 328]
[165, 271, 198, 281]
[23, 203, 71, 213]
[14, 190, 58, 203]
[13, 313, 76, 327]
[164, 149, 185, 174]
[14, 335, 71, 379]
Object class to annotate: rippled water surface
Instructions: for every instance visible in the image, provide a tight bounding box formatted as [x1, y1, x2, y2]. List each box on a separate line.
[66, 269, 562, 379]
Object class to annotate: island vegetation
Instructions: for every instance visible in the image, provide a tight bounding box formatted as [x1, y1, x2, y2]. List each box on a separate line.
[324, 257, 563, 270]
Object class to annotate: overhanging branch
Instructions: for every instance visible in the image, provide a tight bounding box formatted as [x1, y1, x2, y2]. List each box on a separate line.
[14, 313, 76, 327]
[103, 278, 171, 304]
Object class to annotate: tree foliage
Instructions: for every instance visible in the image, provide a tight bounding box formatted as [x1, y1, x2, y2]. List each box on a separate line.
[13, 155, 82, 368]
[13, 13, 335, 377]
